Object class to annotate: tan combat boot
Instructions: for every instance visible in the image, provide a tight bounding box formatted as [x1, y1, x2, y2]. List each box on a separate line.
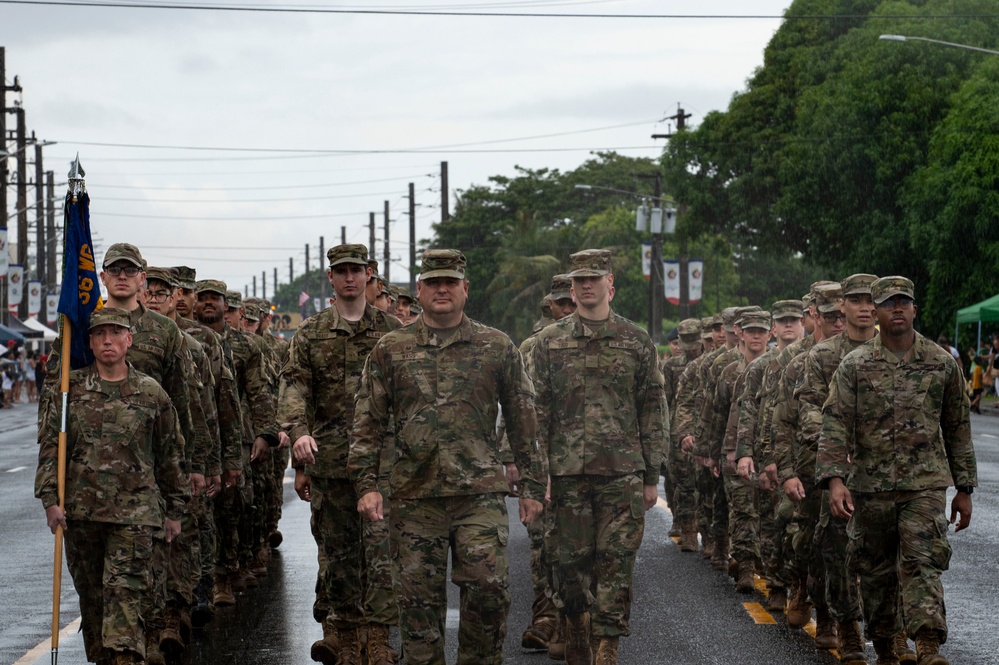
[873, 638, 900, 665]
[522, 617, 557, 650]
[914, 628, 949, 665]
[564, 613, 592, 665]
[678, 520, 699, 552]
[547, 615, 566, 661]
[785, 583, 813, 629]
[213, 574, 236, 607]
[365, 623, 398, 665]
[668, 519, 682, 538]
[159, 606, 186, 662]
[814, 608, 839, 649]
[894, 631, 916, 664]
[701, 534, 715, 560]
[593, 636, 619, 665]
[837, 620, 867, 665]
[766, 587, 787, 613]
[110, 650, 141, 665]
[710, 537, 729, 572]
[735, 561, 755, 594]
[310, 621, 338, 665]
[145, 635, 166, 665]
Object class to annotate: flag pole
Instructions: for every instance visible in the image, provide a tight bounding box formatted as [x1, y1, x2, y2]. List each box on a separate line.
[51, 155, 85, 665]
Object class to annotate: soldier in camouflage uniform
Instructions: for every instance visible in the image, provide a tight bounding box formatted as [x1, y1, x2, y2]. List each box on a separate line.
[36, 308, 189, 665]
[818, 276, 977, 665]
[517, 273, 574, 654]
[661, 318, 703, 551]
[350, 249, 546, 665]
[797, 274, 877, 664]
[531, 249, 666, 665]
[278, 244, 402, 665]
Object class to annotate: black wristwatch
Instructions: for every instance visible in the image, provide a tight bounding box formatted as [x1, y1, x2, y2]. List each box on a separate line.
[955, 486, 974, 495]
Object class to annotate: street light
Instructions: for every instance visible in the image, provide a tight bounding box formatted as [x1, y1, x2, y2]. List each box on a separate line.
[879, 34, 999, 56]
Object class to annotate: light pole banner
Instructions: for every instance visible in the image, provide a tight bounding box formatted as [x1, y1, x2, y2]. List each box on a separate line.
[46, 294, 59, 325]
[28, 280, 42, 318]
[0, 228, 8, 276]
[641, 243, 652, 279]
[664, 260, 681, 305]
[8, 264, 24, 314]
[689, 259, 704, 304]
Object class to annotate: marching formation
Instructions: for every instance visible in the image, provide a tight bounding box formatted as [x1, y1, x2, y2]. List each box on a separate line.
[32, 240, 977, 665]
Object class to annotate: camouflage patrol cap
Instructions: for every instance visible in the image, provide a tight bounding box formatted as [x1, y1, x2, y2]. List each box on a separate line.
[815, 283, 844, 313]
[740, 310, 772, 331]
[243, 303, 260, 322]
[397, 291, 415, 304]
[871, 276, 915, 305]
[700, 316, 715, 338]
[103, 242, 144, 268]
[196, 279, 227, 296]
[734, 305, 763, 328]
[802, 293, 815, 309]
[367, 259, 380, 279]
[721, 307, 740, 332]
[841, 273, 878, 297]
[810, 280, 838, 298]
[771, 299, 804, 320]
[550, 274, 572, 301]
[172, 266, 197, 291]
[541, 296, 552, 316]
[568, 249, 612, 278]
[677, 318, 702, 351]
[89, 307, 132, 330]
[145, 266, 177, 288]
[419, 249, 467, 281]
[327, 244, 369, 268]
[225, 290, 243, 309]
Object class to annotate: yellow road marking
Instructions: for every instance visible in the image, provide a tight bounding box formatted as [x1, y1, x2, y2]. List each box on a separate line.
[754, 575, 769, 596]
[803, 619, 817, 637]
[13, 617, 82, 665]
[743, 602, 777, 625]
[656, 496, 670, 512]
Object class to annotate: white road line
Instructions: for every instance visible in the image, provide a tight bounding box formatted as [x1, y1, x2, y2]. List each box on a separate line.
[12, 617, 82, 665]
[6, 466, 26, 473]
[980, 433, 997, 439]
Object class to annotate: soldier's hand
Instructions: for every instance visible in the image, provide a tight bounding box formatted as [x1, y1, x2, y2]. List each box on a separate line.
[250, 436, 270, 463]
[45, 505, 66, 534]
[643, 484, 659, 511]
[828, 478, 853, 520]
[278, 431, 291, 448]
[545, 476, 552, 505]
[765, 463, 778, 487]
[190, 472, 207, 497]
[737, 456, 755, 480]
[223, 469, 241, 489]
[758, 472, 772, 492]
[680, 435, 695, 453]
[294, 469, 311, 502]
[519, 497, 543, 525]
[783, 477, 805, 502]
[164, 518, 181, 543]
[504, 463, 521, 496]
[293, 435, 319, 465]
[358, 491, 384, 522]
[207, 475, 222, 498]
[710, 460, 721, 478]
[950, 491, 973, 532]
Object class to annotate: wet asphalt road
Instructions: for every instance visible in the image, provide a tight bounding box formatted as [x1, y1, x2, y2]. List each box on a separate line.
[2, 401, 998, 664]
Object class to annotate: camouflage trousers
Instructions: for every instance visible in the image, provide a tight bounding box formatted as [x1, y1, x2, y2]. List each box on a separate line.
[214, 481, 245, 576]
[816, 496, 861, 622]
[65, 520, 154, 661]
[268, 446, 291, 533]
[549, 474, 645, 638]
[527, 509, 557, 624]
[724, 466, 759, 566]
[709, 471, 729, 549]
[789, 486, 827, 612]
[166, 507, 201, 607]
[757, 488, 780, 588]
[198, 493, 217, 584]
[696, 465, 715, 538]
[392, 492, 510, 665]
[847, 490, 952, 642]
[239, 458, 268, 567]
[770, 492, 796, 589]
[310, 477, 397, 628]
[668, 450, 699, 524]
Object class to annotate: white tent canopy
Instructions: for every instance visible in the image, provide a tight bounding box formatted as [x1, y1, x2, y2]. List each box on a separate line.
[23, 317, 59, 342]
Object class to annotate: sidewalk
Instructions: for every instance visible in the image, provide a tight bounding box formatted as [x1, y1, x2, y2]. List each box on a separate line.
[0, 401, 40, 434]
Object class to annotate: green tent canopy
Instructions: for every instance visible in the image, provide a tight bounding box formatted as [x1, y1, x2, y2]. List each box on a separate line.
[956, 294, 999, 324]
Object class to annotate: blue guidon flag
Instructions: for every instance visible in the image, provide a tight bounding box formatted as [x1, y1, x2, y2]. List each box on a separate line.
[57, 157, 102, 369]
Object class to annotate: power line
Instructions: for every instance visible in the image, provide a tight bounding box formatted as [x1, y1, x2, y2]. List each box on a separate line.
[97, 210, 375, 220]
[85, 174, 432, 191]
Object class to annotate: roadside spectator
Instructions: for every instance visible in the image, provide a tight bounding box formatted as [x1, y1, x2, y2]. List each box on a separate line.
[990, 335, 999, 403]
[937, 335, 963, 375]
[970, 355, 985, 414]
[2, 363, 13, 408]
[10, 348, 23, 404]
[25, 351, 37, 403]
[35, 351, 46, 397]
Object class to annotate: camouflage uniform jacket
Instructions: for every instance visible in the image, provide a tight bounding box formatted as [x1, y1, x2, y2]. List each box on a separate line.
[350, 314, 545, 501]
[35, 364, 189, 526]
[734, 348, 778, 461]
[225, 323, 279, 446]
[662, 352, 695, 416]
[532, 310, 667, 485]
[180, 329, 218, 476]
[717, 357, 748, 458]
[179, 317, 243, 471]
[278, 304, 401, 480]
[756, 337, 809, 466]
[795, 332, 872, 479]
[695, 346, 741, 458]
[773, 344, 814, 486]
[670, 351, 712, 441]
[817, 332, 977, 493]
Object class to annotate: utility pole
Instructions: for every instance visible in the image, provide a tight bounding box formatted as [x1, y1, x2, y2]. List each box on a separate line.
[0, 48, 17, 326]
[368, 212, 376, 262]
[408, 182, 416, 292]
[273, 267, 278, 296]
[383, 200, 390, 282]
[46, 171, 55, 291]
[252, 275, 256, 298]
[318, 235, 325, 304]
[649, 172, 664, 342]
[304, 242, 310, 299]
[289, 257, 293, 284]
[440, 161, 449, 223]
[262, 270, 266, 300]
[651, 104, 693, 321]
[15, 107, 26, 318]
[34, 141, 44, 285]
[341, 225, 346, 245]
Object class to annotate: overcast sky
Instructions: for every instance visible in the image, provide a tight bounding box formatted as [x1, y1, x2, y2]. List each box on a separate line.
[2, 0, 792, 297]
